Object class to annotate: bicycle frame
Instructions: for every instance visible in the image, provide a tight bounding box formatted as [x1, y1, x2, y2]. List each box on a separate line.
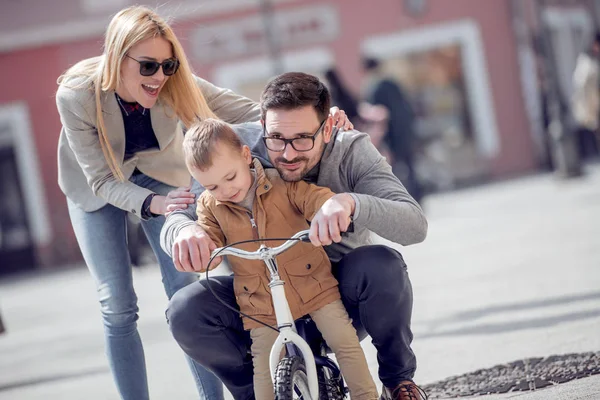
[210, 229, 319, 399]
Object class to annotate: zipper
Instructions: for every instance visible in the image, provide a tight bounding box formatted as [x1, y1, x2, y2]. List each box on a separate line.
[248, 213, 259, 240]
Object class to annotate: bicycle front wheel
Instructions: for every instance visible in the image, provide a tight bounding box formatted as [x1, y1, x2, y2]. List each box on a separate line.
[317, 365, 346, 400]
[274, 355, 313, 399]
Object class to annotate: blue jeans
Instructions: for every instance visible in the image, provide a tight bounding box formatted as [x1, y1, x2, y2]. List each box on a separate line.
[67, 173, 223, 400]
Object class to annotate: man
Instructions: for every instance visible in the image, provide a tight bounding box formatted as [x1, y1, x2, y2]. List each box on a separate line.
[161, 72, 428, 400]
[362, 57, 423, 204]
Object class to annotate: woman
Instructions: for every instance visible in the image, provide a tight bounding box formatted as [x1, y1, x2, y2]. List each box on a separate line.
[55, 6, 261, 399]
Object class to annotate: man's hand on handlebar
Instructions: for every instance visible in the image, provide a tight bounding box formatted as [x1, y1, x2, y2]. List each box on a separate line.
[172, 224, 222, 272]
[309, 193, 355, 247]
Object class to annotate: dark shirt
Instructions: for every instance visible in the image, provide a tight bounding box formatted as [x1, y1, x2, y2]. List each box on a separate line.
[115, 94, 160, 160]
[116, 94, 159, 218]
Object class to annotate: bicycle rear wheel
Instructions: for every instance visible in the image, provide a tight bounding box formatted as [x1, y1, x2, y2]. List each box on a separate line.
[274, 355, 313, 399]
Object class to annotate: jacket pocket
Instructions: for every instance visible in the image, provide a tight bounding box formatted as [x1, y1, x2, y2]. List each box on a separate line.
[233, 274, 273, 316]
[285, 248, 338, 304]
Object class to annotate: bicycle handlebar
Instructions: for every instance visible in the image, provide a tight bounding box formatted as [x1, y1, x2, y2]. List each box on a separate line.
[210, 229, 310, 261]
[209, 221, 354, 262]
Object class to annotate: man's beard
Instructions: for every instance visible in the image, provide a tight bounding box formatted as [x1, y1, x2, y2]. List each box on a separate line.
[273, 141, 325, 182]
[274, 156, 310, 182]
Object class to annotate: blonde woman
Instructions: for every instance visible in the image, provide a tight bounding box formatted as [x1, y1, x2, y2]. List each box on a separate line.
[55, 6, 262, 399]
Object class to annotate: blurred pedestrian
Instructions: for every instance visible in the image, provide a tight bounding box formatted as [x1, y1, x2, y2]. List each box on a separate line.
[55, 5, 261, 400]
[362, 57, 423, 204]
[324, 68, 360, 121]
[324, 68, 394, 162]
[572, 32, 600, 160]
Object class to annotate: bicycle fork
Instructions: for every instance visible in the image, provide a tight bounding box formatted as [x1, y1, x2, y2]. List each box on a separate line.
[263, 255, 319, 399]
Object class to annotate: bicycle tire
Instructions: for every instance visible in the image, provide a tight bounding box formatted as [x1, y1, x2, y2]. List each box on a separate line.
[274, 355, 312, 399]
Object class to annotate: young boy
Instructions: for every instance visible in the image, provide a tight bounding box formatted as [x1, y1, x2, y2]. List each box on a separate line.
[183, 118, 378, 400]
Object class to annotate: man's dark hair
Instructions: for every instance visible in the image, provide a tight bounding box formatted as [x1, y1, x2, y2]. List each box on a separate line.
[260, 72, 331, 122]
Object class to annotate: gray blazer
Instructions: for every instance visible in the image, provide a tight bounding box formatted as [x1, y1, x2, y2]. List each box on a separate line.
[56, 75, 260, 217]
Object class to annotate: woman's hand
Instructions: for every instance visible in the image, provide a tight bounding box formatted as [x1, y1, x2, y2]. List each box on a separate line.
[150, 186, 196, 215]
[329, 106, 354, 131]
[165, 185, 196, 214]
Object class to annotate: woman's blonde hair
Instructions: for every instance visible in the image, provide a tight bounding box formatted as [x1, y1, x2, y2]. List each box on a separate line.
[57, 6, 216, 181]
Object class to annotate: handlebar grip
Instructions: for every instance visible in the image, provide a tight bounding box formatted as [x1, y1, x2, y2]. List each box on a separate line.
[301, 221, 355, 242]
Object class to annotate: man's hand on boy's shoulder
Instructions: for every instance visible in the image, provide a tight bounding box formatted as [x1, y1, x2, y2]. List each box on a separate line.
[309, 193, 355, 247]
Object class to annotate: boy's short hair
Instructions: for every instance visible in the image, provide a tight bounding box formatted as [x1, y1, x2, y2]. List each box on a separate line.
[183, 118, 243, 170]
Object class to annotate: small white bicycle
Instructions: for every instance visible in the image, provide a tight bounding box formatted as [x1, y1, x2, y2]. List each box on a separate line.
[206, 229, 348, 400]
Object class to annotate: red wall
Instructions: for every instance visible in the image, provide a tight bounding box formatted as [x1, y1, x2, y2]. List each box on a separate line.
[0, 0, 547, 267]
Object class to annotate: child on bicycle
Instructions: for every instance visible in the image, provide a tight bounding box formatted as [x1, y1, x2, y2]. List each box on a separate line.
[183, 118, 379, 400]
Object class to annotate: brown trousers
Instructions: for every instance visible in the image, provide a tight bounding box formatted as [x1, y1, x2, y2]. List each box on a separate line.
[250, 299, 379, 400]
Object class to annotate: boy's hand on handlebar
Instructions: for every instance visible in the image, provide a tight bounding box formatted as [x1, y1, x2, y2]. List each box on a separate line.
[309, 193, 355, 246]
[172, 224, 221, 272]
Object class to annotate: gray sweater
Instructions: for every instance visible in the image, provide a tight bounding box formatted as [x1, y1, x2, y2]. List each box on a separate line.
[160, 122, 427, 262]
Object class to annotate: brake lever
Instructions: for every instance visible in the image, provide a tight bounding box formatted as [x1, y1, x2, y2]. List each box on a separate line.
[345, 220, 355, 234]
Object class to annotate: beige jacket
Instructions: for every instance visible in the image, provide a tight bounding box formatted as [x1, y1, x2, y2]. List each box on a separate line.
[197, 160, 340, 330]
[56, 75, 260, 217]
[572, 52, 600, 130]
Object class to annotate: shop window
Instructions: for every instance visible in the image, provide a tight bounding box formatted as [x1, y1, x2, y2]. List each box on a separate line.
[362, 20, 499, 192]
[382, 44, 483, 191]
[0, 127, 34, 273]
[0, 103, 50, 274]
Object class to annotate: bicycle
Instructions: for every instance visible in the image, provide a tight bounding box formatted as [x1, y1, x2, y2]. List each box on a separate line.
[206, 229, 349, 400]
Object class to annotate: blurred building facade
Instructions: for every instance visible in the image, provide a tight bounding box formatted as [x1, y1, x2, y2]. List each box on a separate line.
[0, 0, 598, 271]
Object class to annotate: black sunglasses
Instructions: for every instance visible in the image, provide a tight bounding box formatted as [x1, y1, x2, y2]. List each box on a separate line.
[126, 55, 180, 77]
[262, 119, 326, 152]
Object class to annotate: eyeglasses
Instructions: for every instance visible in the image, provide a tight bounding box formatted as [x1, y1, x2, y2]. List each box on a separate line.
[126, 55, 180, 76]
[262, 119, 326, 152]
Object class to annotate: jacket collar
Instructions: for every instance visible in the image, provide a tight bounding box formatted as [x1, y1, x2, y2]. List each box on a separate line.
[100, 90, 178, 163]
[253, 158, 273, 196]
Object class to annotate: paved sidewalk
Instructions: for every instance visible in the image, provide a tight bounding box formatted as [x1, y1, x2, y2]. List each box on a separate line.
[1, 165, 599, 399]
[374, 164, 600, 394]
[466, 374, 600, 399]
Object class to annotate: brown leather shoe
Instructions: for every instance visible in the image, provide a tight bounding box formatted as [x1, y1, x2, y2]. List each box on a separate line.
[380, 380, 428, 400]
